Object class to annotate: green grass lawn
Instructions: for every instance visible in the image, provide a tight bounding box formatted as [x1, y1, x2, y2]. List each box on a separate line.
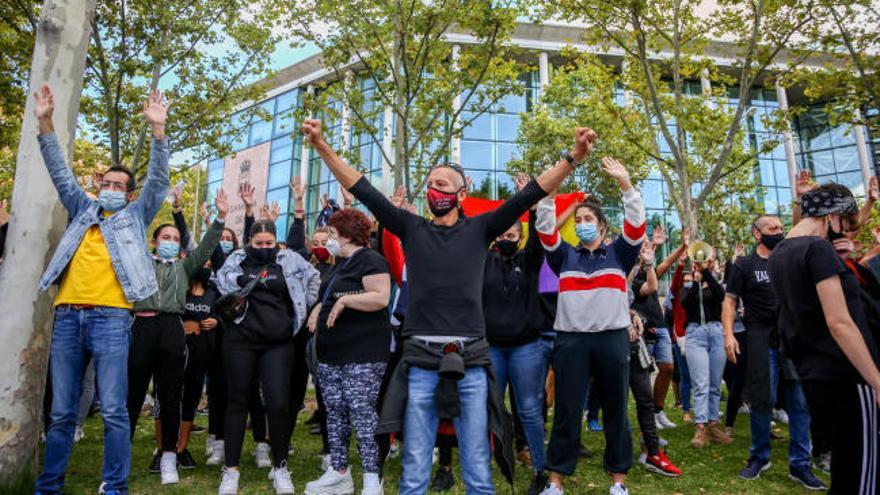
[43, 392, 826, 495]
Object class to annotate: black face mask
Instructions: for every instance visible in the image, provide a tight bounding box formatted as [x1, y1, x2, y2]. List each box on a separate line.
[827, 220, 847, 241]
[495, 239, 519, 257]
[760, 232, 784, 250]
[246, 246, 279, 264]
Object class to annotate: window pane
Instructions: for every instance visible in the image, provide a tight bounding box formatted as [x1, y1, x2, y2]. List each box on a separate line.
[460, 141, 493, 169]
[496, 92, 526, 114]
[468, 170, 494, 198]
[774, 160, 792, 187]
[496, 143, 518, 171]
[271, 137, 293, 164]
[273, 112, 296, 138]
[496, 114, 520, 142]
[275, 90, 298, 115]
[811, 150, 835, 176]
[759, 160, 776, 187]
[462, 112, 492, 140]
[837, 171, 864, 194]
[266, 187, 290, 214]
[832, 146, 860, 172]
[249, 119, 273, 146]
[268, 163, 292, 190]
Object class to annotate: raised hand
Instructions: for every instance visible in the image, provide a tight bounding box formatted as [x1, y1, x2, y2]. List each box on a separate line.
[390, 186, 406, 209]
[340, 184, 353, 207]
[290, 176, 305, 201]
[734, 243, 745, 258]
[269, 200, 281, 222]
[572, 127, 598, 162]
[143, 89, 171, 138]
[601, 156, 632, 190]
[171, 186, 183, 212]
[652, 225, 667, 247]
[640, 244, 655, 266]
[200, 202, 211, 225]
[215, 187, 228, 220]
[34, 84, 55, 121]
[239, 182, 255, 212]
[513, 172, 530, 192]
[301, 119, 324, 147]
[795, 169, 813, 197]
[320, 193, 330, 211]
[682, 227, 691, 249]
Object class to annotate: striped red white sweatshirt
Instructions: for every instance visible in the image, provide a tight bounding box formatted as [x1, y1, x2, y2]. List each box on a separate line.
[535, 188, 646, 333]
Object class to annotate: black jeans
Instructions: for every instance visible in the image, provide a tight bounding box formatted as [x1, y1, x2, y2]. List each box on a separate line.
[724, 331, 748, 428]
[629, 351, 659, 456]
[288, 328, 311, 436]
[547, 329, 632, 475]
[801, 379, 879, 494]
[223, 338, 295, 468]
[127, 314, 186, 452]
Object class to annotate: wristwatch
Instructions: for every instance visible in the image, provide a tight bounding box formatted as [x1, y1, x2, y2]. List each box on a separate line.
[561, 150, 583, 168]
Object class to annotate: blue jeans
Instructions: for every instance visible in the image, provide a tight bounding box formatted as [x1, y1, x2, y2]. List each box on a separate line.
[750, 378, 812, 468]
[36, 306, 132, 495]
[400, 366, 493, 495]
[647, 327, 674, 364]
[672, 340, 691, 412]
[685, 322, 726, 424]
[769, 348, 779, 409]
[490, 340, 546, 471]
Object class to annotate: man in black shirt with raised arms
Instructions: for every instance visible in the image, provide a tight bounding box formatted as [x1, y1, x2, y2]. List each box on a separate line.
[722, 215, 824, 490]
[301, 118, 595, 494]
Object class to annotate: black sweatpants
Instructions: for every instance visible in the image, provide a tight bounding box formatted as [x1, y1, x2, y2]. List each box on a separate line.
[181, 336, 207, 423]
[128, 314, 186, 452]
[801, 380, 878, 494]
[288, 328, 311, 435]
[206, 350, 267, 441]
[629, 350, 659, 456]
[223, 339, 295, 468]
[547, 329, 632, 476]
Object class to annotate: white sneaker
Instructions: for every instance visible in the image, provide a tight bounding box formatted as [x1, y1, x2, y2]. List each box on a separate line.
[160, 451, 179, 485]
[206, 434, 216, 457]
[539, 482, 564, 495]
[656, 410, 677, 429]
[207, 440, 225, 466]
[98, 481, 108, 494]
[219, 467, 240, 495]
[387, 441, 400, 459]
[272, 461, 295, 494]
[609, 482, 629, 495]
[255, 442, 272, 469]
[773, 408, 790, 424]
[362, 473, 383, 495]
[320, 453, 331, 472]
[738, 404, 751, 415]
[74, 425, 85, 443]
[432, 447, 439, 465]
[304, 467, 355, 495]
[637, 452, 647, 465]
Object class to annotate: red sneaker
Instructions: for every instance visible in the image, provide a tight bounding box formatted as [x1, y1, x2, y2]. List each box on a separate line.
[645, 451, 682, 477]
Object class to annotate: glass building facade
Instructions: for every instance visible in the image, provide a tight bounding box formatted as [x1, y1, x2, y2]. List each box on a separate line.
[205, 59, 878, 241]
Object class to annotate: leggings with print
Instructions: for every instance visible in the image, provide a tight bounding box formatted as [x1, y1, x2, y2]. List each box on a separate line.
[317, 361, 387, 474]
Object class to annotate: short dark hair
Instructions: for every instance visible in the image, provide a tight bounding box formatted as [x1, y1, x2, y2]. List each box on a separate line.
[105, 165, 136, 192]
[752, 214, 778, 231]
[249, 219, 277, 239]
[328, 209, 372, 247]
[152, 223, 177, 241]
[430, 163, 467, 189]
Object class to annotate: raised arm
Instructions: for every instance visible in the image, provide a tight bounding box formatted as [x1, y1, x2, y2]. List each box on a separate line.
[302, 120, 413, 237]
[134, 89, 171, 224]
[486, 129, 595, 240]
[34, 85, 92, 217]
[171, 188, 193, 251]
[606, 157, 646, 271]
[184, 188, 227, 276]
[656, 228, 689, 278]
[535, 194, 571, 274]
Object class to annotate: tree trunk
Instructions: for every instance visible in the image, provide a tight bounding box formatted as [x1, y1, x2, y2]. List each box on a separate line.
[0, 0, 97, 489]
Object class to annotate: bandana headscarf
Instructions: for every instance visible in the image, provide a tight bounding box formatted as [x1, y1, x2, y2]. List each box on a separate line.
[800, 187, 857, 218]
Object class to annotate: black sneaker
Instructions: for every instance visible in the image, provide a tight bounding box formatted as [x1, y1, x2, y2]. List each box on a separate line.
[739, 458, 771, 480]
[309, 423, 322, 435]
[430, 467, 454, 492]
[789, 465, 826, 491]
[191, 424, 206, 433]
[148, 450, 162, 474]
[527, 471, 549, 495]
[177, 449, 197, 470]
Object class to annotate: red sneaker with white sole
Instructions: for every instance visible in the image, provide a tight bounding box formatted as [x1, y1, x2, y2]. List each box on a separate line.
[645, 451, 682, 477]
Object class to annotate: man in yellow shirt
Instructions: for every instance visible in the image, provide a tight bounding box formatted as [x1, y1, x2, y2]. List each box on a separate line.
[33, 85, 171, 495]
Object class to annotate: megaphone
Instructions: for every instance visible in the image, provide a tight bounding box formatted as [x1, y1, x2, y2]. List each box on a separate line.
[688, 240, 714, 263]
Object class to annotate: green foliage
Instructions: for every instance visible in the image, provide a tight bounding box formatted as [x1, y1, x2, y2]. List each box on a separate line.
[284, 0, 527, 196]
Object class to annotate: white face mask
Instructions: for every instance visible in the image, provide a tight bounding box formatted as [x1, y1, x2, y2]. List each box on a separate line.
[326, 238, 341, 257]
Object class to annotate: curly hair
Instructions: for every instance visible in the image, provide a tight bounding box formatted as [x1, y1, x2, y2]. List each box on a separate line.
[328, 209, 372, 247]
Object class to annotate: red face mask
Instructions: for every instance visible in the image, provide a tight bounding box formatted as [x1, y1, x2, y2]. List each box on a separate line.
[427, 187, 460, 217]
[312, 246, 331, 262]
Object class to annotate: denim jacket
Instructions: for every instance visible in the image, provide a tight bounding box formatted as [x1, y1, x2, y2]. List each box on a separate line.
[215, 249, 321, 334]
[37, 133, 170, 302]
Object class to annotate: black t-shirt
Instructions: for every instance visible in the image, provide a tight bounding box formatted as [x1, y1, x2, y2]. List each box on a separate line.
[726, 250, 777, 326]
[183, 284, 220, 363]
[350, 177, 547, 338]
[768, 236, 879, 383]
[228, 259, 294, 345]
[631, 270, 665, 330]
[183, 286, 218, 323]
[316, 248, 392, 364]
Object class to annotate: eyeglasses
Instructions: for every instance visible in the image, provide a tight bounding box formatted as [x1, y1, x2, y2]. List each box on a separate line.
[99, 180, 129, 192]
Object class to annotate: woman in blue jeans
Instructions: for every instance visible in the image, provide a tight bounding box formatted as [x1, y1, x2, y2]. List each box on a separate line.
[483, 174, 548, 495]
[680, 259, 733, 448]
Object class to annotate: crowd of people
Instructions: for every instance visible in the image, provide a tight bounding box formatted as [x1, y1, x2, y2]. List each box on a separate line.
[23, 81, 880, 495]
